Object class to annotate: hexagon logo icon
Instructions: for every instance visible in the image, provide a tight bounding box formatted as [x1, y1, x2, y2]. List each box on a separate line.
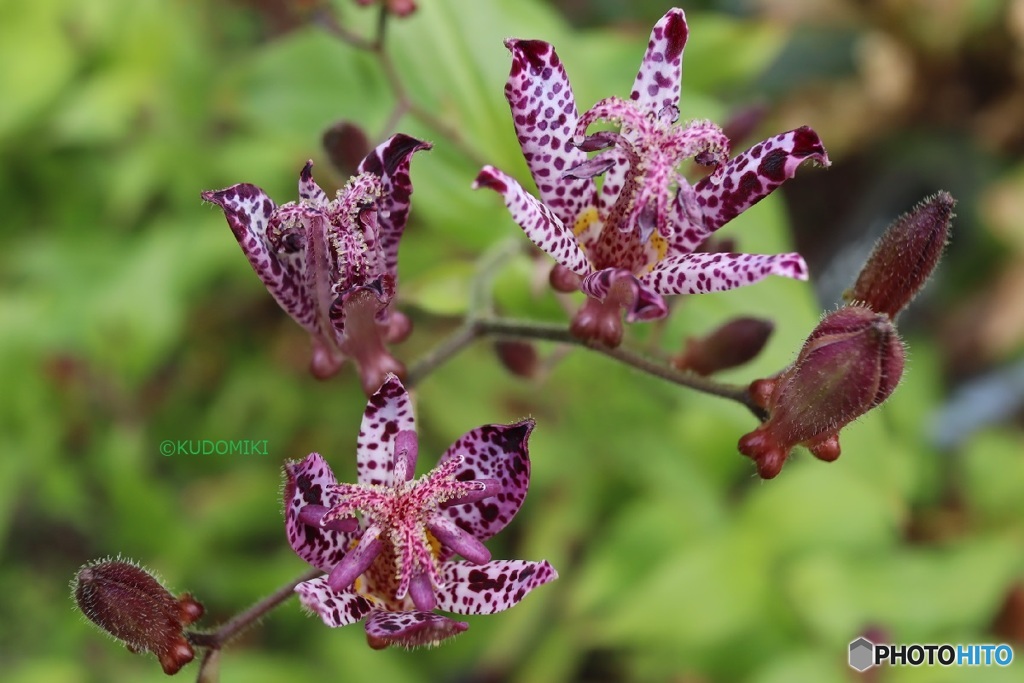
[849, 637, 875, 671]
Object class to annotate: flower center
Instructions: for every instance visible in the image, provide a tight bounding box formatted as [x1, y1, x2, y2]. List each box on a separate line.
[319, 454, 492, 609]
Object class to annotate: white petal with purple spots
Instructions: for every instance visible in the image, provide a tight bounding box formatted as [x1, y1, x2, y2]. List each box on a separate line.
[641, 251, 809, 295]
[357, 374, 416, 487]
[295, 576, 375, 627]
[474, 166, 591, 276]
[504, 38, 596, 229]
[435, 560, 558, 615]
[438, 420, 533, 544]
[283, 453, 357, 573]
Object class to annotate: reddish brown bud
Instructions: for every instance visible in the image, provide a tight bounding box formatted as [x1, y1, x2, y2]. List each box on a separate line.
[354, 0, 417, 17]
[322, 121, 372, 178]
[673, 317, 774, 375]
[570, 296, 624, 348]
[494, 340, 539, 378]
[720, 103, 768, 148]
[549, 263, 582, 293]
[738, 305, 905, 478]
[73, 559, 204, 675]
[846, 191, 955, 318]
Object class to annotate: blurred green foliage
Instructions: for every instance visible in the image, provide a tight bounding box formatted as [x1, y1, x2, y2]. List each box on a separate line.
[2, 0, 1023, 682]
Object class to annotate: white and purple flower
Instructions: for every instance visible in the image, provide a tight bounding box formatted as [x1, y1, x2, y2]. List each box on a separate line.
[283, 375, 556, 649]
[475, 8, 830, 347]
[202, 135, 430, 393]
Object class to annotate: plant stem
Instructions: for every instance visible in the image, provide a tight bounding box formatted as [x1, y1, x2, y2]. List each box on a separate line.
[406, 316, 765, 419]
[316, 2, 490, 167]
[186, 567, 322, 651]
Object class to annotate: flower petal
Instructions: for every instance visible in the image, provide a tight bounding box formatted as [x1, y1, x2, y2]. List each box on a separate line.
[474, 166, 590, 276]
[437, 419, 534, 543]
[357, 374, 416, 486]
[295, 576, 375, 627]
[283, 453, 357, 572]
[503, 38, 597, 228]
[684, 127, 829, 250]
[298, 160, 329, 207]
[641, 251, 808, 296]
[363, 610, 468, 649]
[630, 8, 688, 115]
[357, 134, 432, 279]
[202, 184, 315, 332]
[580, 268, 669, 322]
[435, 560, 558, 615]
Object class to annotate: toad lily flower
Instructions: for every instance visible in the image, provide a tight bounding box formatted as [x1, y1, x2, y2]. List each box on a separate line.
[475, 8, 829, 347]
[283, 375, 557, 649]
[202, 134, 430, 393]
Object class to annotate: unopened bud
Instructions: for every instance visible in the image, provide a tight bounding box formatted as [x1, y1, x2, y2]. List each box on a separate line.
[354, 0, 417, 17]
[738, 305, 905, 478]
[494, 340, 539, 378]
[720, 103, 768, 148]
[549, 263, 581, 293]
[73, 558, 204, 675]
[846, 191, 954, 318]
[673, 317, 774, 375]
[322, 121, 372, 178]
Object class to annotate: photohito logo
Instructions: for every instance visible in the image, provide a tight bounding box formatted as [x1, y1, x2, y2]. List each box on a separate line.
[849, 636, 1014, 671]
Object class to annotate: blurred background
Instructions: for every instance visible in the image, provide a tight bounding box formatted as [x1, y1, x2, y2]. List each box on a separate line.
[3, 0, 1024, 681]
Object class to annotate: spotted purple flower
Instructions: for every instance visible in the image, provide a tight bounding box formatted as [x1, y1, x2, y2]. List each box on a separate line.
[283, 375, 557, 649]
[475, 8, 830, 347]
[202, 135, 430, 393]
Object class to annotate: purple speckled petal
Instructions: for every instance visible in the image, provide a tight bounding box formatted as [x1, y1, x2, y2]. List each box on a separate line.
[504, 38, 597, 229]
[437, 419, 533, 544]
[435, 560, 558, 615]
[641, 251, 809, 295]
[283, 453, 357, 573]
[298, 160, 329, 207]
[630, 8, 688, 114]
[295, 576, 375, 627]
[202, 184, 316, 333]
[357, 134, 432, 279]
[474, 166, 591, 276]
[357, 374, 416, 487]
[683, 127, 830, 250]
[363, 610, 468, 648]
[579, 268, 669, 322]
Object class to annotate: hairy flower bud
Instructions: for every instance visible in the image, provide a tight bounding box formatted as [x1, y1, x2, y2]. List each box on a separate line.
[673, 317, 774, 375]
[846, 191, 954, 318]
[738, 306, 905, 478]
[73, 559, 204, 675]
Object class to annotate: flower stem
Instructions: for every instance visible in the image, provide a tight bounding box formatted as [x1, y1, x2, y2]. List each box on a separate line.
[406, 315, 765, 419]
[186, 567, 323, 653]
[316, 2, 490, 168]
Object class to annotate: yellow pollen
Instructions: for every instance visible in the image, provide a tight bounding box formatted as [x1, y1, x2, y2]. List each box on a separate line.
[573, 206, 599, 238]
[643, 232, 669, 274]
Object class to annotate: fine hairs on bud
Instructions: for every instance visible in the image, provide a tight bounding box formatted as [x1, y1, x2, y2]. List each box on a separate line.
[72, 557, 204, 675]
[846, 191, 955, 318]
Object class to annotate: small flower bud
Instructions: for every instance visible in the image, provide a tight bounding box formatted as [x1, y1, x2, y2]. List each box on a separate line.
[354, 0, 417, 17]
[738, 305, 905, 478]
[846, 191, 955, 318]
[322, 121, 372, 179]
[73, 558, 204, 675]
[673, 317, 774, 375]
[549, 263, 581, 293]
[494, 340, 539, 378]
[720, 103, 769, 148]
